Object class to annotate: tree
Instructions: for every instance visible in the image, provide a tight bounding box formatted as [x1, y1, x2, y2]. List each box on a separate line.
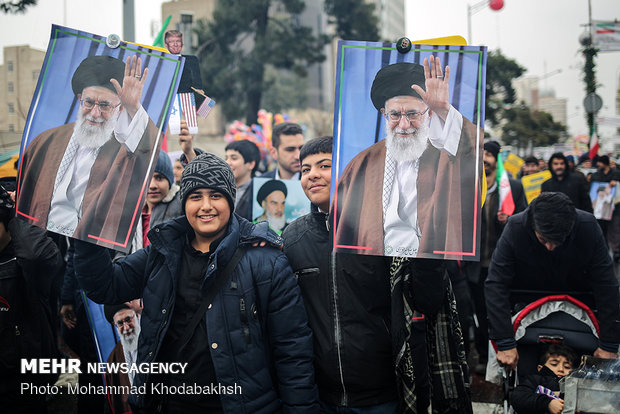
[324, 0, 379, 41]
[0, 0, 36, 13]
[485, 50, 526, 126]
[195, 0, 328, 124]
[500, 105, 566, 151]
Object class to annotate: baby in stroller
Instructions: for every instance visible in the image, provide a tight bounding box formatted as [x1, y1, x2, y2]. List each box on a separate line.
[511, 344, 577, 414]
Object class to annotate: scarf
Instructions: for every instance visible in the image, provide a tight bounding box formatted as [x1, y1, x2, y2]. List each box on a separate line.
[390, 257, 473, 413]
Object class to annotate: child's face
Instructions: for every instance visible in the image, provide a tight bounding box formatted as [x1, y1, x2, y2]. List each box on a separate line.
[538, 355, 573, 378]
[300, 152, 332, 212]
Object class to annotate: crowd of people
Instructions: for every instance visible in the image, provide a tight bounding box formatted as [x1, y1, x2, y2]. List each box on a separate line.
[1, 34, 619, 414]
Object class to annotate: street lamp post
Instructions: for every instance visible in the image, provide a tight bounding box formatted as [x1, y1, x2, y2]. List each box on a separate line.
[467, 0, 504, 44]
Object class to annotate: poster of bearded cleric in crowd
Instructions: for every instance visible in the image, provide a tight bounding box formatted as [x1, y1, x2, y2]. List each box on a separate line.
[16, 25, 183, 253]
[331, 40, 486, 261]
[252, 178, 310, 234]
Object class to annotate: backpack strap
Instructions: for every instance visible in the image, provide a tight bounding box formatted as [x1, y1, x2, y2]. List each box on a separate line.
[178, 246, 247, 349]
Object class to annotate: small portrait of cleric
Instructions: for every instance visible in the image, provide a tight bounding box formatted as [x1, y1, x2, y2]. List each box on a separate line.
[332, 42, 486, 261]
[16, 25, 183, 252]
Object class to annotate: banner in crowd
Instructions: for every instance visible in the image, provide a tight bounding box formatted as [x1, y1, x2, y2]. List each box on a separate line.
[252, 177, 310, 235]
[503, 153, 524, 178]
[331, 40, 486, 261]
[521, 170, 551, 204]
[590, 181, 616, 221]
[16, 25, 184, 253]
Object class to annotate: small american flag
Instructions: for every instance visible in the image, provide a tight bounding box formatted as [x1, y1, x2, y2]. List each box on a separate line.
[178, 93, 198, 134]
[197, 96, 216, 119]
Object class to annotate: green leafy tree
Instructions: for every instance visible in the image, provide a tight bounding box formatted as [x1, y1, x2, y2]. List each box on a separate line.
[324, 0, 379, 41]
[0, 0, 36, 13]
[485, 50, 526, 126]
[195, 0, 328, 124]
[501, 105, 566, 151]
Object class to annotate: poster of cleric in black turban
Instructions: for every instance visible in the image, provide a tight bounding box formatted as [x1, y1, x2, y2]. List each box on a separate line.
[252, 178, 310, 234]
[16, 25, 183, 253]
[331, 40, 486, 261]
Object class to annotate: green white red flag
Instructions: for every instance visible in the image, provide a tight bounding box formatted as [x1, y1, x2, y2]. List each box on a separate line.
[497, 153, 515, 215]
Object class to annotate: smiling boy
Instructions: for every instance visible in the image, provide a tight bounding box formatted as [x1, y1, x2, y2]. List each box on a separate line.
[75, 153, 317, 413]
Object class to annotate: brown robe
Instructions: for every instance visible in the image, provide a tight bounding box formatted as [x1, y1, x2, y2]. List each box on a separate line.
[333, 118, 482, 260]
[16, 121, 158, 251]
[105, 342, 133, 414]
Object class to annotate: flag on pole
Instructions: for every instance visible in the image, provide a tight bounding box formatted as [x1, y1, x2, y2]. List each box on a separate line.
[497, 153, 515, 215]
[589, 133, 600, 160]
[179, 93, 198, 134]
[197, 96, 216, 118]
[168, 96, 181, 134]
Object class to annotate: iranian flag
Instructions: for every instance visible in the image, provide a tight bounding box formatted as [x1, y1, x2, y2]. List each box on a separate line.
[589, 133, 600, 159]
[497, 153, 515, 215]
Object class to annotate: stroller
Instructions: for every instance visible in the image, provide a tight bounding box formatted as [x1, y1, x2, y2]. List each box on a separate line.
[485, 293, 600, 413]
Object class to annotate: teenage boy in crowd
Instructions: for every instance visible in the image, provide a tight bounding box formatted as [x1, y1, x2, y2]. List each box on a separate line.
[74, 153, 317, 413]
[283, 137, 471, 413]
[134, 150, 183, 250]
[225, 139, 261, 221]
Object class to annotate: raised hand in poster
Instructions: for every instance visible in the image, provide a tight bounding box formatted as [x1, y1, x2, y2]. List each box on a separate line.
[332, 41, 486, 260]
[411, 55, 451, 121]
[16, 25, 183, 253]
[110, 55, 149, 118]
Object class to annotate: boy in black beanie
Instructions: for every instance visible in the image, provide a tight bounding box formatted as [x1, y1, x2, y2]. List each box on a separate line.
[74, 153, 317, 413]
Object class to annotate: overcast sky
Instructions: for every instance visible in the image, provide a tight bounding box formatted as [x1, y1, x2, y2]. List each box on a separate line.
[406, 0, 619, 141]
[2, 0, 618, 140]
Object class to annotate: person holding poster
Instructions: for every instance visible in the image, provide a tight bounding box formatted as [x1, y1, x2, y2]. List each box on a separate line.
[335, 56, 480, 258]
[17, 54, 158, 244]
[74, 154, 318, 413]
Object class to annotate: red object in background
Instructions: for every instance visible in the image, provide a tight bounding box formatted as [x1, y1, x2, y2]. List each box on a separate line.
[489, 0, 504, 11]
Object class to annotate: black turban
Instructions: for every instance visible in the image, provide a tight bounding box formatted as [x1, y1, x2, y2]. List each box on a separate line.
[370, 62, 426, 110]
[483, 141, 501, 160]
[257, 179, 287, 205]
[104, 303, 132, 325]
[71, 55, 125, 96]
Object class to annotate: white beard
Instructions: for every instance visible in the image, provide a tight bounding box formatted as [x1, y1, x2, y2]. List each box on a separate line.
[266, 211, 286, 232]
[384, 114, 430, 163]
[118, 319, 140, 353]
[74, 107, 119, 149]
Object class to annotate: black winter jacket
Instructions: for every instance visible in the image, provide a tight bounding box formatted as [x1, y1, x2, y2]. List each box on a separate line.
[485, 207, 620, 351]
[74, 215, 318, 413]
[283, 208, 449, 407]
[283, 209, 396, 406]
[511, 365, 562, 413]
[541, 172, 593, 213]
[0, 219, 63, 400]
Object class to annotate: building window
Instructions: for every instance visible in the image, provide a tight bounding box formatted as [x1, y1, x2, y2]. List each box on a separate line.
[7, 61, 13, 72]
[8, 124, 15, 132]
[8, 103, 14, 114]
[7, 82, 13, 93]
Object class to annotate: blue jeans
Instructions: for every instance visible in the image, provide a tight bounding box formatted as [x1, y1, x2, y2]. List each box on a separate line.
[319, 400, 399, 414]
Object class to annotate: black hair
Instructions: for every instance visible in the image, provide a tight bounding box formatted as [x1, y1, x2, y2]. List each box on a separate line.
[524, 155, 539, 165]
[300, 136, 333, 164]
[272, 122, 303, 149]
[548, 152, 568, 177]
[225, 140, 261, 176]
[598, 155, 610, 166]
[530, 192, 576, 245]
[539, 344, 578, 367]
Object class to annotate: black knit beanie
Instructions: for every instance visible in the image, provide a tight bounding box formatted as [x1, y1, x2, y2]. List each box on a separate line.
[180, 153, 236, 211]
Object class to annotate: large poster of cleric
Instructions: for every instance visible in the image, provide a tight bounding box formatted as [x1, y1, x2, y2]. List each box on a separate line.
[331, 40, 486, 261]
[16, 25, 183, 253]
